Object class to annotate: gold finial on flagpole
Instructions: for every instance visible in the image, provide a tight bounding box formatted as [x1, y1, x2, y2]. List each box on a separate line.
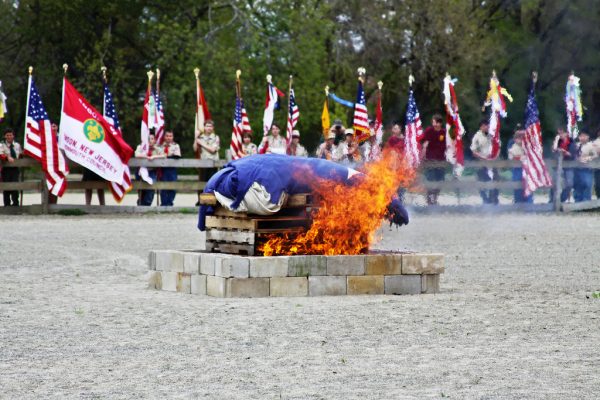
[194, 68, 200, 79]
[147, 70, 154, 81]
[156, 68, 161, 81]
[236, 69, 242, 79]
[63, 64, 68, 76]
[408, 74, 415, 87]
[101, 66, 107, 81]
[266, 74, 272, 84]
[324, 85, 329, 96]
[377, 81, 383, 90]
[28, 66, 33, 75]
[532, 71, 538, 84]
[357, 67, 366, 83]
[492, 69, 497, 79]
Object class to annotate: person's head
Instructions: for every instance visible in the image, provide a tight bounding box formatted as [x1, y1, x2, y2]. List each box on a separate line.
[243, 132, 252, 144]
[4, 129, 15, 144]
[164, 131, 174, 144]
[204, 120, 214, 134]
[51, 123, 58, 135]
[291, 130, 300, 144]
[270, 123, 280, 136]
[479, 119, 489, 134]
[333, 119, 344, 130]
[432, 114, 443, 131]
[148, 134, 156, 146]
[557, 127, 568, 139]
[391, 123, 403, 137]
[326, 130, 335, 145]
[344, 128, 354, 142]
[579, 131, 590, 144]
[514, 130, 525, 145]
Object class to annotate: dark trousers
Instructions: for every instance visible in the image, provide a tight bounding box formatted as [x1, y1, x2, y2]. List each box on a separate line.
[512, 168, 533, 203]
[1, 167, 20, 206]
[138, 169, 158, 206]
[594, 170, 600, 199]
[160, 167, 177, 206]
[424, 167, 445, 205]
[574, 169, 593, 202]
[477, 168, 499, 205]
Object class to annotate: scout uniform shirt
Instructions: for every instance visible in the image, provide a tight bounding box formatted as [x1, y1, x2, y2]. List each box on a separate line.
[198, 133, 220, 160]
[161, 142, 181, 158]
[135, 143, 164, 171]
[265, 135, 287, 155]
[242, 142, 258, 157]
[0, 140, 22, 160]
[508, 142, 525, 161]
[470, 130, 496, 158]
[578, 141, 598, 162]
[288, 143, 308, 157]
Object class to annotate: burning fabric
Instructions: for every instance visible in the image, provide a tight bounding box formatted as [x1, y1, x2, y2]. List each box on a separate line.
[198, 152, 413, 255]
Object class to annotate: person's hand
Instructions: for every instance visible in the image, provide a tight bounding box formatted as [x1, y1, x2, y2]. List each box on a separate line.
[7, 156, 14, 163]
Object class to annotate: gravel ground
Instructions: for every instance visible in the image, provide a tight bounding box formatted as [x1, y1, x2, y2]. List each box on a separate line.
[1, 213, 599, 399]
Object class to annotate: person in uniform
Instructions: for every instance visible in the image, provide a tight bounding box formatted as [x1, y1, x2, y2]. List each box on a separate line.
[259, 123, 287, 154]
[242, 132, 257, 157]
[552, 127, 577, 202]
[194, 120, 220, 204]
[316, 129, 336, 160]
[574, 131, 597, 202]
[470, 119, 499, 205]
[420, 114, 447, 205]
[508, 130, 532, 203]
[287, 130, 308, 157]
[159, 130, 181, 206]
[0, 129, 22, 206]
[135, 133, 165, 206]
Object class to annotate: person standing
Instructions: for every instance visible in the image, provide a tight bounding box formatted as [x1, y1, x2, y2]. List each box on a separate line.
[241, 132, 257, 157]
[287, 130, 308, 157]
[259, 123, 287, 154]
[135, 133, 165, 206]
[316, 129, 336, 160]
[159, 130, 181, 206]
[552, 128, 577, 202]
[573, 131, 597, 202]
[508, 130, 533, 203]
[470, 119, 500, 204]
[420, 114, 447, 205]
[0, 129, 22, 206]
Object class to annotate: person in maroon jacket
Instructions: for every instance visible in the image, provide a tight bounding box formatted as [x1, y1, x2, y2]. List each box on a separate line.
[420, 114, 446, 205]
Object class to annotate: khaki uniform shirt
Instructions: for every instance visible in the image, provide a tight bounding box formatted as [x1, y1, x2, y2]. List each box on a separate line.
[242, 142, 257, 157]
[316, 142, 336, 160]
[579, 142, 597, 162]
[135, 144, 164, 170]
[1, 141, 22, 159]
[508, 142, 525, 161]
[288, 143, 308, 157]
[197, 133, 220, 160]
[161, 142, 181, 158]
[333, 141, 349, 162]
[265, 135, 287, 155]
[470, 130, 496, 158]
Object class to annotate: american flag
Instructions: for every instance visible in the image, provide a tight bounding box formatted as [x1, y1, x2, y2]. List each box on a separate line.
[353, 80, 370, 143]
[286, 88, 299, 146]
[404, 89, 423, 167]
[103, 81, 132, 201]
[230, 97, 251, 160]
[155, 92, 165, 144]
[24, 76, 68, 196]
[522, 84, 552, 196]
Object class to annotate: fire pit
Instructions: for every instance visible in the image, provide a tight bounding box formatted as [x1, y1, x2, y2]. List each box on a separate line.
[147, 250, 444, 297]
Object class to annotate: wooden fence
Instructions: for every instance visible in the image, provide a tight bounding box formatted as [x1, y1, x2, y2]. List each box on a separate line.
[1, 155, 600, 214]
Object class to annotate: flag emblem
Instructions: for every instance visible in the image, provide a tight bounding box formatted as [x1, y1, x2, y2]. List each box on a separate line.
[83, 119, 105, 143]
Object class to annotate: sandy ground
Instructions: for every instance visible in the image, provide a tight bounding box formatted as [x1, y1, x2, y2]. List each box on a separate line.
[0, 213, 599, 399]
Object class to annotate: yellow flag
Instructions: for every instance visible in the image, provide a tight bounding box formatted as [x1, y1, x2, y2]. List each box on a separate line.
[321, 99, 330, 140]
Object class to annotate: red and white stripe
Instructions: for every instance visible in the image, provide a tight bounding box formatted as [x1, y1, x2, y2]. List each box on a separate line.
[523, 123, 552, 196]
[443, 76, 465, 176]
[139, 87, 153, 184]
[404, 119, 422, 167]
[155, 96, 165, 145]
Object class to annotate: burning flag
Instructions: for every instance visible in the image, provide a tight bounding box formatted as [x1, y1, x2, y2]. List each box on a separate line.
[565, 73, 583, 139]
[443, 75, 465, 176]
[482, 71, 512, 160]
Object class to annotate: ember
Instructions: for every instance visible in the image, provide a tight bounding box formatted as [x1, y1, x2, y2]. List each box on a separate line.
[260, 150, 415, 256]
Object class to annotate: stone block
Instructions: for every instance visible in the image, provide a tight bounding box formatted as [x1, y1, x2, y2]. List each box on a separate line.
[326, 255, 365, 276]
[200, 253, 233, 276]
[216, 257, 249, 278]
[402, 253, 445, 275]
[191, 275, 207, 295]
[249, 256, 289, 277]
[176, 272, 192, 294]
[364, 254, 402, 275]
[183, 252, 202, 274]
[308, 276, 347, 296]
[147, 271, 161, 289]
[227, 278, 270, 298]
[207, 276, 227, 297]
[384, 275, 422, 295]
[148, 251, 156, 270]
[288, 255, 327, 277]
[155, 250, 184, 272]
[161, 271, 178, 292]
[347, 275, 384, 295]
[421, 274, 440, 294]
[270, 277, 308, 297]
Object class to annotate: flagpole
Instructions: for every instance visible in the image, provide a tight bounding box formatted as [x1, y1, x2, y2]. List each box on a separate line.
[287, 75, 293, 144]
[24, 67, 33, 141]
[323, 85, 330, 141]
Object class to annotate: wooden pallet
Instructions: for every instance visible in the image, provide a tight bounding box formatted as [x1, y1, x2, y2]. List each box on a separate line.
[201, 192, 316, 255]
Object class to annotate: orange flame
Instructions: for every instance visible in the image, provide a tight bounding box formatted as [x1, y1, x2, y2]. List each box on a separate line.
[260, 149, 415, 256]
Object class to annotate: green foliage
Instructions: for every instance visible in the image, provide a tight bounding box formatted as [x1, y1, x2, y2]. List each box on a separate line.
[1, 0, 600, 156]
